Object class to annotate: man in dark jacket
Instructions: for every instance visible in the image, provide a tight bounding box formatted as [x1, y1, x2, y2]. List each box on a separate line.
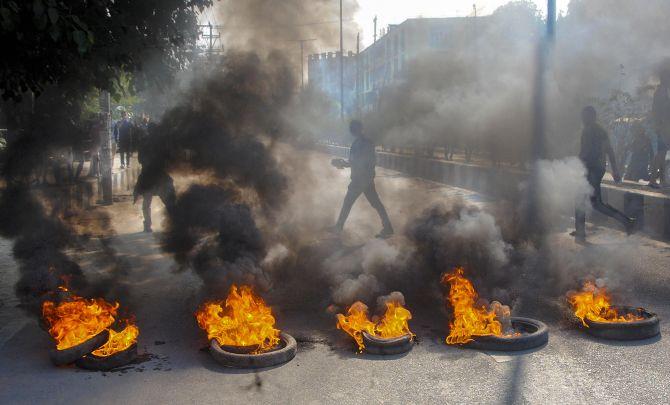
[649, 69, 670, 188]
[114, 111, 133, 168]
[133, 123, 176, 233]
[573, 106, 635, 242]
[332, 120, 393, 238]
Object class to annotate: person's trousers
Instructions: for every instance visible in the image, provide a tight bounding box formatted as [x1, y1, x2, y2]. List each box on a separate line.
[120, 150, 131, 167]
[336, 179, 392, 230]
[575, 169, 632, 235]
[142, 182, 177, 229]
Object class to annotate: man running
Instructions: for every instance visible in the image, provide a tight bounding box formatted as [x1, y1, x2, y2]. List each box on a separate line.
[573, 106, 636, 242]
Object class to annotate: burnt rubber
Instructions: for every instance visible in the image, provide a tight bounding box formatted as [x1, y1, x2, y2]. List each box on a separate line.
[463, 317, 549, 351]
[49, 330, 110, 366]
[75, 344, 138, 371]
[583, 306, 660, 341]
[362, 332, 413, 355]
[209, 332, 297, 369]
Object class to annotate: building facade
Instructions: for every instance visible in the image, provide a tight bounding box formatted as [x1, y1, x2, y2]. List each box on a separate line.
[307, 51, 358, 117]
[307, 17, 489, 117]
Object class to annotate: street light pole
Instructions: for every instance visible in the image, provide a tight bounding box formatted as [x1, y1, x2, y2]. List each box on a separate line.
[293, 38, 316, 90]
[547, 0, 556, 41]
[340, 0, 344, 120]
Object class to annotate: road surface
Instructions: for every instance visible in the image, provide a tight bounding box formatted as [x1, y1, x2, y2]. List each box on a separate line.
[0, 150, 668, 404]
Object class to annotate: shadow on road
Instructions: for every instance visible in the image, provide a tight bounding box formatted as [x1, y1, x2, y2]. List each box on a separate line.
[503, 356, 526, 404]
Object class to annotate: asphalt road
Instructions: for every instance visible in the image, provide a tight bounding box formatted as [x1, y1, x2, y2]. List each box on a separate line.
[0, 152, 668, 404]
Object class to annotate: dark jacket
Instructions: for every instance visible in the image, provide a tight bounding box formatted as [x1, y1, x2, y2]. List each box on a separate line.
[114, 118, 133, 150]
[579, 123, 616, 173]
[653, 86, 670, 139]
[349, 136, 376, 182]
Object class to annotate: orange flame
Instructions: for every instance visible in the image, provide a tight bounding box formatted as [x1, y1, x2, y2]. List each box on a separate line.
[195, 285, 280, 353]
[567, 281, 643, 326]
[42, 294, 118, 351]
[441, 267, 502, 344]
[336, 302, 376, 351]
[336, 300, 413, 351]
[91, 323, 140, 357]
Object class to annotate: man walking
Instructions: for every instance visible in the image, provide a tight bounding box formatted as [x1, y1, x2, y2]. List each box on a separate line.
[573, 106, 636, 242]
[133, 123, 176, 233]
[332, 120, 393, 238]
[649, 69, 670, 189]
[114, 111, 133, 168]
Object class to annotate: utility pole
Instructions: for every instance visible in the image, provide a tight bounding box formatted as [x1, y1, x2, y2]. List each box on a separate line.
[373, 16, 378, 43]
[98, 91, 113, 205]
[340, 0, 344, 120]
[292, 39, 316, 90]
[356, 32, 361, 117]
[547, 0, 556, 41]
[526, 0, 557, 238]
[199, 24, 222, 58]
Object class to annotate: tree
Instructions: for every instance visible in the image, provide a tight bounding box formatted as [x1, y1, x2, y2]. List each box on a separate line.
[0, 0, 212, 101]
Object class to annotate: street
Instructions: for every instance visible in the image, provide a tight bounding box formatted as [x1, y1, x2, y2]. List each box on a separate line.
[0, 151, 668, 404]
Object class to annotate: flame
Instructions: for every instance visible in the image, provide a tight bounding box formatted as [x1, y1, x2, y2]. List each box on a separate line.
[42, 294, 118, 351]
[336, 302, 376, 351]
[336, 300, 413, 351]
[376, 301, 413, 339]
[195, 285, 280, 353]
[441, 267, 503, 344]
[567, 281, 644, 326]
[91, 323, 140, 357]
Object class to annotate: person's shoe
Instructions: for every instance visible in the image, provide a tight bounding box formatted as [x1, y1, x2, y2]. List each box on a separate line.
[376, 227, 394, 239]
[120, 164, 125, 169]
[326, 225, 343, 235]
[649, 182, 660, 189]
[143, 224, 153, 233]
[570, 230, 586, 243]
[625, 219, 638, 236]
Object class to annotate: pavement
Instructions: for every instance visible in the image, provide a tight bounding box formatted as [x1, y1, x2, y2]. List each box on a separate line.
[0, 150, 668, 404]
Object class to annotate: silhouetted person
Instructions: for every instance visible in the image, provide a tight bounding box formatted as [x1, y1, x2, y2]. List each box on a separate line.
[332, 120, 393, 238]
[625, 122, 653, 182]
[649, 69, 670, 189]
[133, 123, 176, 233]
[573, 106, 635, 242]
[114, 111, 133, 168]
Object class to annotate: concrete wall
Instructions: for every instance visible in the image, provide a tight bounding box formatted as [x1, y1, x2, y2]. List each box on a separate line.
[317, 143, 670, 240]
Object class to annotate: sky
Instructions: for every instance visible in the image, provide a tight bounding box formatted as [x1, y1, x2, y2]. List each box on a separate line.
[354, 0, 570, 46]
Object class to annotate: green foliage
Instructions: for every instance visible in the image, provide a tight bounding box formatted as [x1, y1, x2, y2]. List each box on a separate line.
[0, 0, 213, 101]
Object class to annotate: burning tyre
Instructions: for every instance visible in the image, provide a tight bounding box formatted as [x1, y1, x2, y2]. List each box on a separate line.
[76, 343, 139, 371]
[196, 285, 297, 368]
[42, 286, 140, 368]
[361, 332, 413, 355]
[209, 332, 296, 368]
[461, 317, 548, 351]
[568, 282, 661, 341]
[336, 297, 414, 354]
[48, 329, 110, 366]
[441, 268, 548, 351]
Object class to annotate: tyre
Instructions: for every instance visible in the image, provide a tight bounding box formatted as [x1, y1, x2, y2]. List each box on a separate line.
[463, 317, 549, 351]
[362, 332, 413, 355]
[583, 306, 660, 341]
[209, 332, 297, 369]
[75, 344, 138, 371]
[48, 330, 110, 366]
